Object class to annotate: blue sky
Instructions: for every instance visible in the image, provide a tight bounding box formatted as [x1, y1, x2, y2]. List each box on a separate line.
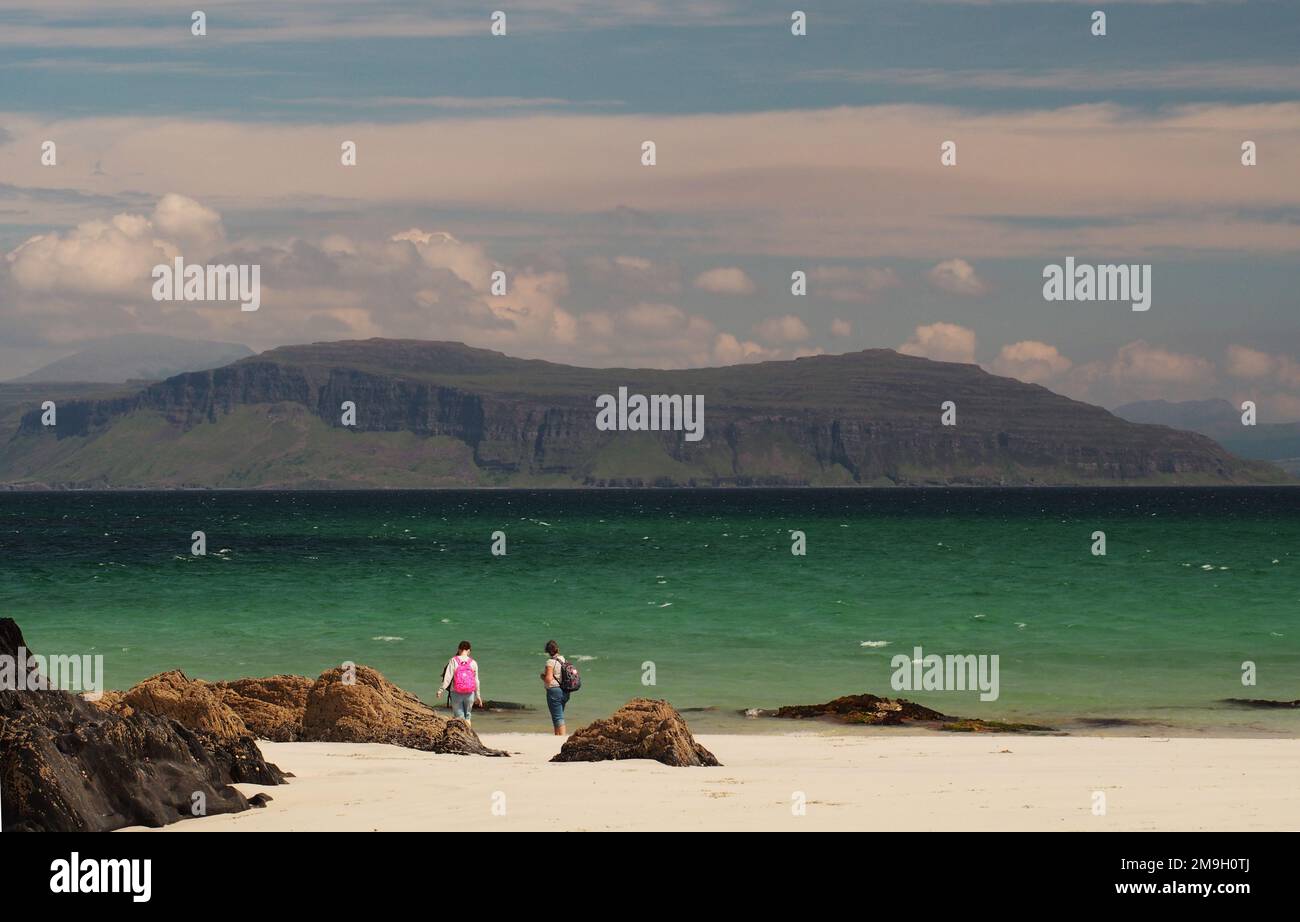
[1, 0, 1298, 416]
[4, 2, 1299, 120]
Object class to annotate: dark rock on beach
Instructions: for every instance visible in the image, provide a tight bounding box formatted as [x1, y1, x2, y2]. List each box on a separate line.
[476, 700, 532, 711]
[0, 618, 286, 832]
[1, 618, 505, 830]
[1072, 717, 1165, 729]
[773, 694, 951, 725]
[195, 730, 286, 785]
[1220, 698, 1300, 709]
[552, 698, 721, 767]
[301, 664, 508, 756]
[768, 693, 1057, 732]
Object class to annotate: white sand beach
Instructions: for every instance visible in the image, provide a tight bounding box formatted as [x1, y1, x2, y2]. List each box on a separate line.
[135, 733, 1300, 832]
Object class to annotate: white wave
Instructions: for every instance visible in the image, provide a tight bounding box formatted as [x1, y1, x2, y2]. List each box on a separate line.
[371, 636, 405, 642]
[859, 640, 889, 648]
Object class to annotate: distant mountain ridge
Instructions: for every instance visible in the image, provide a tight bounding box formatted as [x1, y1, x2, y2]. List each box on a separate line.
[0, 339, 1284, 489]
[1114, 398, 1300, 475]
[1114, 398, 1242, 433]
[12, 334, 254, 384]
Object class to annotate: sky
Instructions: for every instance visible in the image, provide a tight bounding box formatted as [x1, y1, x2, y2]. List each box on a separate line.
[1, 0, 1298, 416]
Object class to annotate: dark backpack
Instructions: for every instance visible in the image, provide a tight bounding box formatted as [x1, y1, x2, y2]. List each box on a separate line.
[557, 657, 582, 693]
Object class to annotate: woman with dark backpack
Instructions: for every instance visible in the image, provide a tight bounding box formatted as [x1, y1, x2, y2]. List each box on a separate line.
[436, 641, 483, 726]
[541, 639, 578, 736]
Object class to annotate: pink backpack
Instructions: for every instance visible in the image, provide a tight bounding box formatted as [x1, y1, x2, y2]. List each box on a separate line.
[452, 657, 477, 694]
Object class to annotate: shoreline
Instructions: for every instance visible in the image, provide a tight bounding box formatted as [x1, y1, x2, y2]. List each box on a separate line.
[133, 733, 1300, 832]
[440, 714, 1300, 740]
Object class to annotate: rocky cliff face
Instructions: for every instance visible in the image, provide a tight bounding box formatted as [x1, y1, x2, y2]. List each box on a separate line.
[2, 339, 1282, 487]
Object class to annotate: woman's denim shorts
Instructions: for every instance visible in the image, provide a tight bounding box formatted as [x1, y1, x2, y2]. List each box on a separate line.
[545, 686, 570, 727]
[450, 691, 475, 720]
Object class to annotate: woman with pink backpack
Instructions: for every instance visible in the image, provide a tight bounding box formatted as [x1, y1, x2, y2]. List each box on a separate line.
[436, 641, 483, 725]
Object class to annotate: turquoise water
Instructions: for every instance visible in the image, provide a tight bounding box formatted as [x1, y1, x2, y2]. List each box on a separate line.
[1, 489, 1297, 735]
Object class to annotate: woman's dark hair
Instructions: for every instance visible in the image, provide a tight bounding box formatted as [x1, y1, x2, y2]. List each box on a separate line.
[544, 640, 559, 656]
[457, 641, 472, 653]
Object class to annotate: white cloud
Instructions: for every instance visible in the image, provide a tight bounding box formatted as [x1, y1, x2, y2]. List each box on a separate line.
[391, 228, 495, 292]
[830, 318, 852, 337]
[622, 302, 689, 335]
[1058, 341, 1219, 406]
[754, 314, 810, 344]
[989, 340, 1072, 384]
[4, 195, 831, 373]
[1225, 344, 1274, 379]
[898, 322, 977, 364]
[151, 193, 224, 254]
[6, 212, 174, 296]
[693, 266, 756, 296]
[927, 259, 988, 296]
[1225, 344, 1300, 388]
[1105, 340, 1214, 385]
[712, 333, 779, 365]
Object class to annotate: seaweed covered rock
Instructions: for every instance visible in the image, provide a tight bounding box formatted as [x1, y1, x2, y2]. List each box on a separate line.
[552, 698, 720, 767]
[769, 693, 1056, 732]
[122, 669, 249, 741]
[301, 664, 507, 756]
[1221, 698, 1300, 709]
[212, 674, 314, 741]
[773, 694, 950, 725]
[85, 689, 131, 714]
[129, 664, 510, 753]
[477, 700, 532, 711]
